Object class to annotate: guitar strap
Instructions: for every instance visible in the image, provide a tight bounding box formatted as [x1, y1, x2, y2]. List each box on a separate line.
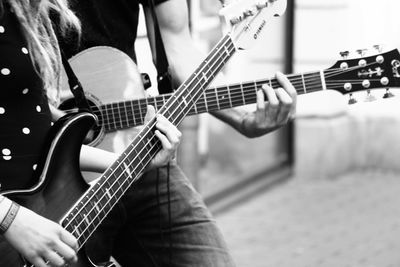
[61, 51, 92, 113]
[147, 0, 173, 94]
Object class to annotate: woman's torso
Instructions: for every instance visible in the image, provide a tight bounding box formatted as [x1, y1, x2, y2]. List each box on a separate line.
[0, 4, 52, 191]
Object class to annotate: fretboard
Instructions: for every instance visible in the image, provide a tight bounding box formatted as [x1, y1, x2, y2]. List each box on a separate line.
[96, 70, 325, 131]
[61, 34, 236, 249]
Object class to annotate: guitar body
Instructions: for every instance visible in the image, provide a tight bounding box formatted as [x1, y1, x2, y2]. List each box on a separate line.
[60, 46, 146, 154]
[0, 112, 114, 267]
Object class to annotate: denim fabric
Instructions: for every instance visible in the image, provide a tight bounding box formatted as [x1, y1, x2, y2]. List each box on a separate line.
[86, 161, 235, 267]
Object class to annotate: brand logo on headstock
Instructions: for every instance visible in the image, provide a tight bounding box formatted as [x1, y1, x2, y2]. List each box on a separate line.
[358, 67, 384, 78]
[253, 20, 266, 40]
[392, 60, 400, 78]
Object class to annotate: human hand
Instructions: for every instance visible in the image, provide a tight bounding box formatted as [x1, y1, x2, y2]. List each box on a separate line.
[145, 106, 182, 169]
[240, 72, 297, 138]
[4, 205, 78, 267]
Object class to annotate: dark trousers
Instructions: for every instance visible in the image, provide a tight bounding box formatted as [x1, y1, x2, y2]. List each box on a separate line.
[86, 161, 235, 267]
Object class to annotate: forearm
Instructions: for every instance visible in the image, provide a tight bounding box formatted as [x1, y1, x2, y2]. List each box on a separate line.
[80, 145, 118, 175]
[211, 106, 247, 131]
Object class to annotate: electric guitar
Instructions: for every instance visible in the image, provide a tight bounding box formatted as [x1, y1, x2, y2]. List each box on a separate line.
[0, 0, 286, 266]
[60, 46, 400, 149]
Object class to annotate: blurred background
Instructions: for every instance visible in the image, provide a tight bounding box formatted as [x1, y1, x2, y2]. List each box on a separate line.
[134, 0, 400, 266]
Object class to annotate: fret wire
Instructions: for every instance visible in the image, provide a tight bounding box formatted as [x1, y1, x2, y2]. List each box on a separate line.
[123, 101, 129, 128]
[118, 102, 124, 129]
[110, 103, 117, 130]
[132, 100, 138, 126]
[104, 104, 112, 131]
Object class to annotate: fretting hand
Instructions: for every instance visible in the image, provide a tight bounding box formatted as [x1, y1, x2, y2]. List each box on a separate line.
[240, 72, 297, 138]
[145, 105, 182, 169]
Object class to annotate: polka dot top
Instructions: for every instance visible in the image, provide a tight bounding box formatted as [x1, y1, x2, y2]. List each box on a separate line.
[0, 6, 52, 191]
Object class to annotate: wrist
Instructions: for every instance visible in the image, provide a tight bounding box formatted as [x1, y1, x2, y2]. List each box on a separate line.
[0, 200, 20, 235]
[239, 112, 254, 138]
[0, 196, 12, 221]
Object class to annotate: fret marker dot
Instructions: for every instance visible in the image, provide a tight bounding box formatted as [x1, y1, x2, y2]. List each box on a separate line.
[0, 26, 4, 33]
[36, 105, 41, 112]
[22, 127, 30, 134]
[3, 156, 11, 161]
[1, 68, 10, 75]
[33, 164, 37, 170]
[21, 47, 28, 54]
[22, 88, 29, 94]
[0, 107, 4, 114]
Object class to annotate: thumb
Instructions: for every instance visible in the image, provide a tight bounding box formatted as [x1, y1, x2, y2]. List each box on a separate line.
[144, 105, 156, 123]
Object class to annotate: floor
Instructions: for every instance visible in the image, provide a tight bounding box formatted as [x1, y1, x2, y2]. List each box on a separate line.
[216, 170, 400, 267]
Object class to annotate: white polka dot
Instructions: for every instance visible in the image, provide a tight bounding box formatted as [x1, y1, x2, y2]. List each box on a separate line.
[22, 88, 29, 94]
[36, 105, 41, 112]
[51, 122, 54, 126]
[33, 164, 37, 170]
[0, 26, 4, 33]
[0, 107, 5, 114]
[21, 47, 28, 54]
[22, 127, 30, 134]
[1, 68, 10, 75]
[3, 156, 11, 161]
[2, 149, 10, 156]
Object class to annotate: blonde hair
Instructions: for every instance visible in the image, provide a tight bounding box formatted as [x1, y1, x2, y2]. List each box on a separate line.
[4, 0, 80, 104]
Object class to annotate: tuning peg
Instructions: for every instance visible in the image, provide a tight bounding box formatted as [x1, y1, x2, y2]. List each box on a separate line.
[364, 89, 376, 102]
[348, 94, 357, 105]
[230, 16, 243, 25]
[256, 2, 268, 9]
[243, 9, 254, 17]
[340, 51, 349, 59]
[373, 44, 383, 53]
[356, 48, 368, 57]
[383, 88, 395, 98]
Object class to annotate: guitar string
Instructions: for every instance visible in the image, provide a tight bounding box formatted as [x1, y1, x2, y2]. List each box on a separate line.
[59, 69, 321, 114]
[62, 35, 236, 246]
[94, 63, 375, 116]
[97, 75, 326, 122]
[96, 84, 366, 130]
[61, 62, 378, 129]
[95, 77, 373, 129]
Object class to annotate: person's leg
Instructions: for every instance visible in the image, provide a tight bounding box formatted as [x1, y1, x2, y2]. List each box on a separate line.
[111, 161, 236, 267]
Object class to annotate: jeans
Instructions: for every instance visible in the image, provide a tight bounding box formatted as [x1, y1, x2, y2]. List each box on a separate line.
[86, 161, 235, 267]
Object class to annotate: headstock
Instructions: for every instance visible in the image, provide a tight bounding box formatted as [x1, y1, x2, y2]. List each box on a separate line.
[220, 0, 287, 50]
[324, 48, 400, 104]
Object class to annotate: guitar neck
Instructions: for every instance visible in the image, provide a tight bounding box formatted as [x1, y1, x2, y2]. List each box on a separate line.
[61, 34, 236, 249]
[98, 70, 325, 131]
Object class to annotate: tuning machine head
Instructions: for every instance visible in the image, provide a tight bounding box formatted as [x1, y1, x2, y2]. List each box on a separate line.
[348, 94, 357, 105]
[356, 48, 368, 57]
[373, 44, 383, 53]
[340, 51, 349, 59]
[256, 2, 269, 9]
[383, 88, 395, 99]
